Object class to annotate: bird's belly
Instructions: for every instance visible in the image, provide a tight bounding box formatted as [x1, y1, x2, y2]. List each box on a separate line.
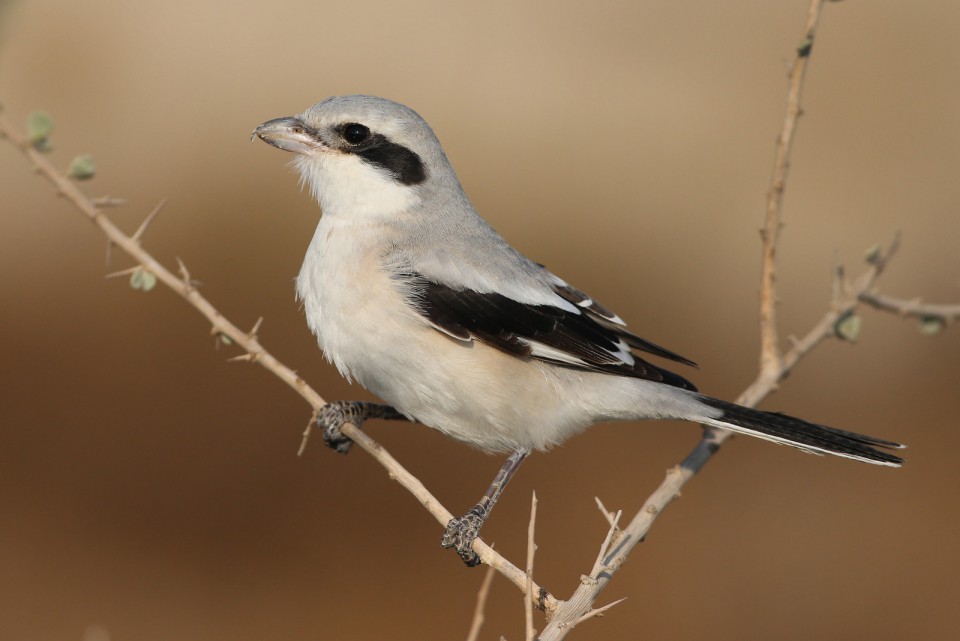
[356, 325, 598, 452]
[310, 283, 596, 451]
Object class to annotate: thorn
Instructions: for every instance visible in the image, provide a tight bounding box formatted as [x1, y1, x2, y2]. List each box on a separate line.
[132, 198, 167, 243]
[227, 353, 255, 363]
[594, 497, 617, 528]
[176, 257, 197, 288]
[590, 506, 623, 577]
[298, 413, 317, 456]
[249, 316, 264, 338]
[104, 266, 141, 279]
[571, 597, 628, 627]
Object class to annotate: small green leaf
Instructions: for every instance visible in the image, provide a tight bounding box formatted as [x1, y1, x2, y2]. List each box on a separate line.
[864, 244, 881, 265]
[835, 312, 861, 342]
[67, 154, 95, 180]
[918, 316, 944, 336]
[129, 268, 157, 292]
[140, 270, 157, 291]
[219, 333, 233, 345]
[27, 111, 54, 149]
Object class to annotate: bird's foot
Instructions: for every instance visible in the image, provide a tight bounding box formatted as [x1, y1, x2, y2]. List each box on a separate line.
[316, 401, 406, 454]
[316, 402, 357, 453]
[441, 505, 487, 567]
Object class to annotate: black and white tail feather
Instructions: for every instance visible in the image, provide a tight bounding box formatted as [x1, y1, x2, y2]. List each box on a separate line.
[695, 396, 904, 467]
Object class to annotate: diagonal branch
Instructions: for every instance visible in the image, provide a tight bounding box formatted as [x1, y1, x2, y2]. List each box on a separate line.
[541, 237, 903, 639]
[0, 109, 554, 611]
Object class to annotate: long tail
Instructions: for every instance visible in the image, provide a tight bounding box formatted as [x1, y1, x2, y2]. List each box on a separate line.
[694, 395, 905, 467]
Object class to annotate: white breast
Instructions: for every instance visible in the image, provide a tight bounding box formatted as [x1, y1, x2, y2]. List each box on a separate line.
[297, 216, 403, 380]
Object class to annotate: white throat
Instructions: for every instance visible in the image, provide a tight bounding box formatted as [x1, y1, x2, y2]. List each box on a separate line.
[295, 153, 420, 221]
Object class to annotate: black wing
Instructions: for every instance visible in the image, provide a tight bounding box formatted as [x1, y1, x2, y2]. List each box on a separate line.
[406, 273, 698, 391]
[552, 281, 697, 367]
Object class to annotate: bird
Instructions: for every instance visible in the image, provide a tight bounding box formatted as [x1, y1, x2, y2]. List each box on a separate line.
[253, 95, 904, 567]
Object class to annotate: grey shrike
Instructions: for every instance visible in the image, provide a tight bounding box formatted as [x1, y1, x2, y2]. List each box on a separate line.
[254, 95, 904, 566]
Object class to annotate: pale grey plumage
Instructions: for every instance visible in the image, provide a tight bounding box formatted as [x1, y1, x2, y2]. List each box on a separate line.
[253, 95, 903, 565]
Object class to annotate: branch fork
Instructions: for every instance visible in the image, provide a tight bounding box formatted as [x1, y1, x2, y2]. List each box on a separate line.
[3, 2, 957, 636]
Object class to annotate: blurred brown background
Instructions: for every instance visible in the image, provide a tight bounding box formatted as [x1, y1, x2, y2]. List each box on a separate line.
[2, 1, 958, 639]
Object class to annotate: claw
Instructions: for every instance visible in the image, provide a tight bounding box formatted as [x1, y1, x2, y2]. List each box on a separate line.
[314, 401, 408, 455]
[316, 402, 355, 454]
[441, 507, 486, 566]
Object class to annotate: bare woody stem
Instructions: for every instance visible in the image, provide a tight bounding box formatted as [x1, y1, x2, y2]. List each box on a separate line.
[858, 291, 960, 323]
[541, 1, 837, 637]
[540, 236, 901, 640]
[759, 0, 827, 379]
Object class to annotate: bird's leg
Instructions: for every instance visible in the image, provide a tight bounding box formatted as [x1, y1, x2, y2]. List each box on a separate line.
[315, 401, 409, 454]
[442, 448, 530, 567]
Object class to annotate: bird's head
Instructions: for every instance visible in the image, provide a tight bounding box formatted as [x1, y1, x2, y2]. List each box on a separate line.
[253, 95, 454, 220]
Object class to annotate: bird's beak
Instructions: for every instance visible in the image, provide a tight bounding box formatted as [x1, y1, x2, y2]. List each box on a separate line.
[251, 116, 325, 155]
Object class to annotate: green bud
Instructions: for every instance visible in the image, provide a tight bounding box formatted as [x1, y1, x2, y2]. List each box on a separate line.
[68, 154, 96, 180]
[918, 316, 944, 336]
[27, 111, 54, 150]
[835, 312, 861, 342]
[129, 268, 157, 292]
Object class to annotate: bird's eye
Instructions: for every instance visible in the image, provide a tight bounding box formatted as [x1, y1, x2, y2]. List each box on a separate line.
[342, 123, 370, 144]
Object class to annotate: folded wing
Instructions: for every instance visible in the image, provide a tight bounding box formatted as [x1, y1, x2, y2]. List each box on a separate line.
[404, 273, 698, 391]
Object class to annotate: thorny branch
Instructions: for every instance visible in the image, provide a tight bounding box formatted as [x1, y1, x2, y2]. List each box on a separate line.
[0, 108, 550, 609]
[538, 236, 905, 640]
[758, 0, 826, 378]
[537, 0, 949, 636]
[2, 0, 956, 634]
[858, 291, 960, 326]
